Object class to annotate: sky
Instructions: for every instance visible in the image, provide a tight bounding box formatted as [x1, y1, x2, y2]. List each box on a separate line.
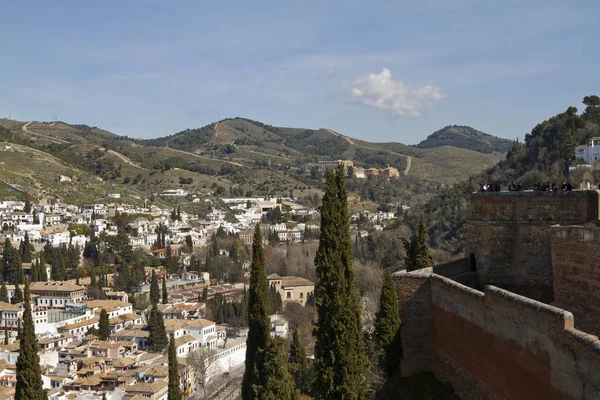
[0, 0, 599, 144]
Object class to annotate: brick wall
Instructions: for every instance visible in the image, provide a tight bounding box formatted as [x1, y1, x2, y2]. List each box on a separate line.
[468, 191, 600, 302]
[552, 226, 600, 335]
[393, 268, 432, 376]
[428, 275, 600, 400]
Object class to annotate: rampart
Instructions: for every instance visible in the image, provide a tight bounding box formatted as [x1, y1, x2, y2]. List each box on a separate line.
[551, 225, 600, 335]
[394, 271, 600, 400]
[467, 190, 600, 302]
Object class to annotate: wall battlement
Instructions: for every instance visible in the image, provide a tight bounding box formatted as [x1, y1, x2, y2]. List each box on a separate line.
[468, 190, 600, 302]
[395, 271, 600, 400]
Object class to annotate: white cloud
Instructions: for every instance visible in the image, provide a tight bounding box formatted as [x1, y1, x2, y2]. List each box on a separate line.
[346, 68, 446, 116]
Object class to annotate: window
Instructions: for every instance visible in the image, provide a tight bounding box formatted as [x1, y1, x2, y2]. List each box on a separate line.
[286, 292, 291, 299]
[299, 293, 303, 299]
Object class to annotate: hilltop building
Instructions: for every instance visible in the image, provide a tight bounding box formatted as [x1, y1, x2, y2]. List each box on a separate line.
[267, 275, 314, 307]
[318, 160, 353, 175]
[575, 137, 600, 164]
[394, 190, 600, 400]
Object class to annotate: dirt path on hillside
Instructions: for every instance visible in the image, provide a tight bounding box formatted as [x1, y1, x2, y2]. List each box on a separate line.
[160, 146, 244, 167]
[106, 149, 144, 169]
[325, 128, 412, 175]
[22, 121, 69, 144]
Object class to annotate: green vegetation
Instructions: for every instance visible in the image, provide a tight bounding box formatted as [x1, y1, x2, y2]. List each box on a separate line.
[314, 167, 368, 399]
[168, 334, 183, 400]
[415, 125, 512, 154]
[148, 304, 168, 352]
[403, 213, 433, 272]
[242, 225, 272, 400]
[252, 337, 297, 399]
[150, 270, 160, 306]
[375, 270, 401, 354]
[99, 309, 110, 340]
[15, 283, 45, 400]
[162, 276, 168, 304]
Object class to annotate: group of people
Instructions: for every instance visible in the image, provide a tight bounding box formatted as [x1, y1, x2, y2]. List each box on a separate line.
[479, 181, 575, 192]
[479, 183, 502, 192]
[533, 182, 573, 191]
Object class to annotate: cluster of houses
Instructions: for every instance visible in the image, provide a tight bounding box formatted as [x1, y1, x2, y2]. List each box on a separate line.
[317, 160, 401, 180]
[0, 195, 320, 254]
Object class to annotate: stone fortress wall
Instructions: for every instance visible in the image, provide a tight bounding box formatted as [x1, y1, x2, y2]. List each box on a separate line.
[394, 190, 600, 400]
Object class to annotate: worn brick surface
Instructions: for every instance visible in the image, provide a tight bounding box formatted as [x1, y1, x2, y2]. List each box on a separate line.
[468, 191, 599, 302]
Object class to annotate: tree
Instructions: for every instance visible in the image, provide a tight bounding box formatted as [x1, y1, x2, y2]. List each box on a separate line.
[150, 270, 160, 306]
[374, 270, 401, 354]
[23, 198, 31, 214]
[289, 327, 312, 394]
[3, 239, 23, 284]
[168, 334, 182, 400]
[12, 285, 23, 304]
[15, 282, 45, 400]
[39, 253, 48, 282]
[148, 304, 168, 352]
[162, 276, 168, 304]
[252, 337, 296, 400]
[583, 95, 600, 107]
[242, 224, 271, 400]
[201, 287, 208, 303]
[403, 212, 433, 272]
[0, 283, 7, 303]
[98, 309, 111, 340]
[189, 348, 220, 400]
[20, 233, 33, 263]
[314, 166, 368, 399]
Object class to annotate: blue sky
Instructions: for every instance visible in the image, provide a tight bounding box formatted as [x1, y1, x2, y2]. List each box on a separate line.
[0, 0, 599, 143]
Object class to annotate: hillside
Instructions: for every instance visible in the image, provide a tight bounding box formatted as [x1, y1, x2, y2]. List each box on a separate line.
[414, 125, 512, 154]
[0, 116, 504, 208]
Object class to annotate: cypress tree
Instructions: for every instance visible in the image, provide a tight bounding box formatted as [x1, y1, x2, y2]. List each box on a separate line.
[150, 270, 160, 306]
[168, 334, 182, 400]
[162, 276, 168, 304]
[252, 337, 296, 400]
[201, 287, 208, 303]
[3, 329, 8, 345]
[21, 233, 32, 263]
[0, 282, 8, 303]
[15, 282, 45, 400]
[289, 328, 306, 367]
[23, 198, 31, 214]
[12, 285, 23, 304]
[31, 260, 39, 283]
[98, 309, 111, 340]
[148, 304, 168, 352]
[39, 253, 48, 282]
[314, 166, 368, 399]
[374, 269, 401, 356]
[403, 212, 433, 272]
[242, 224, 271, 400]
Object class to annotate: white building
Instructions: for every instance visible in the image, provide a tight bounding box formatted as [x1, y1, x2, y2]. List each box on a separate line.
[575, 137, 600, 164]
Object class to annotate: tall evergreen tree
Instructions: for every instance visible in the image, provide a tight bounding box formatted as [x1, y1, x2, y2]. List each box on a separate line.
[374, 270, 401, 352]
[162, 276, 168, 304]
[12, 285, 23, 304]
[21, 233, 32, 263]
[98, 309, 111, 340]
[15, 282, 45, 400]
[289, 327, 312, 394]
[242, 224, 271, 400]
[150, 270, 160, 306]
[148, 304, 168, 352]
[252, 337, 296, 400]
[289, 328, 306, 367]
[314, 166, 368, 399]
[31, 260, 39, 283]
[168, 334, 182, 400]
[0, 282, 8, 303]
[23, 198, 31, 214]
[403, 212, 433, 272]
[201, 287, 208, 303]
[3, 239, 23, 284]
[4, 329, 8, 345]
[39, 253, 47, 282]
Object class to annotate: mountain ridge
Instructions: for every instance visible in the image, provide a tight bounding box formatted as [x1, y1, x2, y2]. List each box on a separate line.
[414, 125, 512, 154]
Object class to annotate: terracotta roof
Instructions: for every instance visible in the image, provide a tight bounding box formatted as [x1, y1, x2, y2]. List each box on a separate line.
[30, 281, 84, 292]
[281, 276, 314, 288]
[113, 357, 136, 368]
[174, 334, 197, 348]
[184, 319, 215, 329]
[85, 300, 130, 309]
[267, 274, 282, 280]
[123, 380, 168, 393]
[0, 302, 20, 312]
[59, 317, 99, 331]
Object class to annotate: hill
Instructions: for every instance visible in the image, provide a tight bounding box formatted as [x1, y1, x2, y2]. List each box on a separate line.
[0, 117, 504, 209]
[414, 125, 512, 154]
